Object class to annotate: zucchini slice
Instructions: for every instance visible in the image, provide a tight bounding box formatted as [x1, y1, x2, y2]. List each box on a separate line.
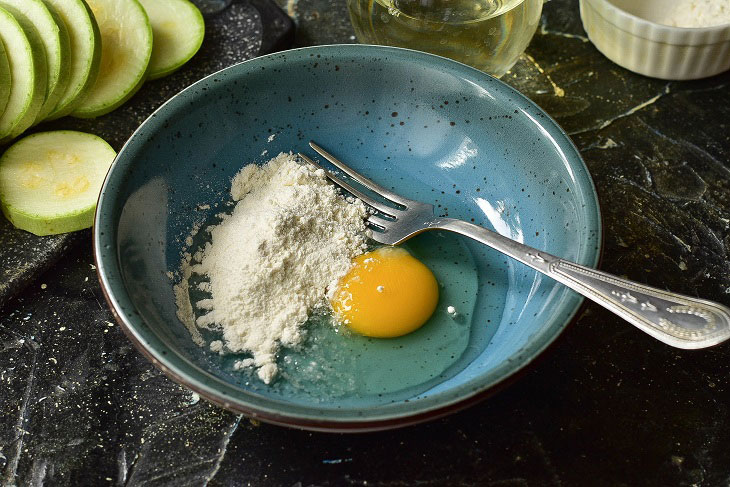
[0, 37, 9, 117]
[139, 0, 204, 80]
[0, 130, 116, 235]
[42, 0, 101, 120]
[0, 0, 70, 123]
[0, 6, 46, 141]
[71, 0, 152, 118]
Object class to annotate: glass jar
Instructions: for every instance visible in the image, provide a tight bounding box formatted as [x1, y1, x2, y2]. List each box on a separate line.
[348, 0, 543, 77]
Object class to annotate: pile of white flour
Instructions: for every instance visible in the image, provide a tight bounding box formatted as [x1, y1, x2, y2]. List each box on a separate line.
[174, 153, 368, 384]
[658, 0, 730, 27]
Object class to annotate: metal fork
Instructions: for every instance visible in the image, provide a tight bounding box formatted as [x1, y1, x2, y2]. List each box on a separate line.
[299, 141, 730, 350]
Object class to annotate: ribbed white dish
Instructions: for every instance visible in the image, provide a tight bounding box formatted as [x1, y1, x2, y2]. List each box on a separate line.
[580, 0, 730, 80]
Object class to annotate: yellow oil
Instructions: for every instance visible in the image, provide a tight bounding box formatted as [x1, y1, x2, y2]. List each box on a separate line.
[347, 0, 542, 77]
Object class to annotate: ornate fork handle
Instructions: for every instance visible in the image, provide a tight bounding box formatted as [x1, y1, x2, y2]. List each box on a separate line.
[432, 218, 730, 349]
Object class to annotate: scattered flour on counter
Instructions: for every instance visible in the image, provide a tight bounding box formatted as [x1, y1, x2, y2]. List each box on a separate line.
[174, 152, 368, 384]
[658, 0, 730, 27]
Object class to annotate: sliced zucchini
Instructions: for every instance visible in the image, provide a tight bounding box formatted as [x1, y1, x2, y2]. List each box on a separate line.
[0, 0, 70, 123]
[0, 38, 9, 117]
[0, 130, 116, 235]
[138, 0, 204, 80]
[42, 0, 101, 120]
[0, 7, 46, 142]
[71, 0, 152, 118]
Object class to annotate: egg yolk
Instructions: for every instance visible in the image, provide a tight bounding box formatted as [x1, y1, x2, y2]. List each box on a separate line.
[331, 247, 439, 338]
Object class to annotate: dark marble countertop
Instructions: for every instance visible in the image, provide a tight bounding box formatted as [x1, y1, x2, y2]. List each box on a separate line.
[2, 0, 730, 485]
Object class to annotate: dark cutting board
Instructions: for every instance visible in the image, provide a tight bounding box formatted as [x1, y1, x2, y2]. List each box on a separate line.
[0, 0, 294, 309]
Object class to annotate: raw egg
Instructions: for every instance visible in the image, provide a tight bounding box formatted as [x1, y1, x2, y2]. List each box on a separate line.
[331, 246, 439, 338]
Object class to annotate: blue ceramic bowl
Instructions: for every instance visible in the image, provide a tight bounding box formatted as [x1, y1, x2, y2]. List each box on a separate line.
[94, 45, 601, 432]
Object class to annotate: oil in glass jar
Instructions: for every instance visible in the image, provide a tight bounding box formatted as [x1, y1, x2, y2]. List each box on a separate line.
[347, 0, 543, 77]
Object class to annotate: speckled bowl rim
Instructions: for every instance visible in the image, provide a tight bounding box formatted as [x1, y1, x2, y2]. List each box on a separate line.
[94, 44, 602, 432]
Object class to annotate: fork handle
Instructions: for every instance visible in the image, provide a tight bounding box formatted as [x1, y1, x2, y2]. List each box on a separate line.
[432, 218, 730, 349]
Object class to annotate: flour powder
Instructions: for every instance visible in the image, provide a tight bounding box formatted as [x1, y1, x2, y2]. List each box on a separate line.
[174, 153, 368, 384]
[659, 0, 730, 27]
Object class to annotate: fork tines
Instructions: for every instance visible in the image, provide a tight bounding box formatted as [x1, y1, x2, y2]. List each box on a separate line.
[297, 143, 406, 224]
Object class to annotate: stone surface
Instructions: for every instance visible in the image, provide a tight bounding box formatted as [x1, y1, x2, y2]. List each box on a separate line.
[2, 0, 730, 485]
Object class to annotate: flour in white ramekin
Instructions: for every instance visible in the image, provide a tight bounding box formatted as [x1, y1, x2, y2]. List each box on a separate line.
[659, 0, 730, 27]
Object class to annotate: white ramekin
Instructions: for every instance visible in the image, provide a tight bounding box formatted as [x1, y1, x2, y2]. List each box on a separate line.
[579, 0, 730, 80]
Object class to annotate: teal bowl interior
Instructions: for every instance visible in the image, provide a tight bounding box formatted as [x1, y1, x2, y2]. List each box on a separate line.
[95, 45, 601, 431]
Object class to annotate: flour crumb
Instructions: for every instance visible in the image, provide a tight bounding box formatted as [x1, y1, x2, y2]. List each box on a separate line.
[175, 153, 368, 384]
[174, 251, 204, 347]
[210, 340, 224, 353]
[597, 138, 618, 149]
[234, 358, 256, 370]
